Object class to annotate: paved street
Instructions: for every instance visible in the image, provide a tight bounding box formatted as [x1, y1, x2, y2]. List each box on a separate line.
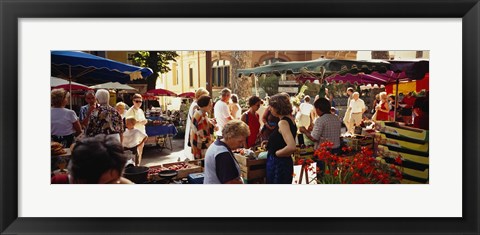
[141, 137, 186, 167]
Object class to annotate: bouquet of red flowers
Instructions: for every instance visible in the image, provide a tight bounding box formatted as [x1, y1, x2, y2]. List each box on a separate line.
[298, 142, 403, 184]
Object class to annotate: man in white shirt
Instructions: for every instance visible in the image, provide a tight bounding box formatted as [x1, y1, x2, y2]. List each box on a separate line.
[297, 95, 314, 145]
[214, 88, 233, 138]
[348, 92, 366, 134]
[342, 87, 354, 129]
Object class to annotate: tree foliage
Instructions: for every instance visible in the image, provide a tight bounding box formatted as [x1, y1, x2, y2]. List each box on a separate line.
[258, 75, 279, 96]
[131, 51, 178, 91]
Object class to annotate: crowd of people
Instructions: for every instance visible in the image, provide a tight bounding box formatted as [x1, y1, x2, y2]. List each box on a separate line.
[51, 88, 154, 184]
[51, 84, 429, 184]
[185, 86, 429, 184]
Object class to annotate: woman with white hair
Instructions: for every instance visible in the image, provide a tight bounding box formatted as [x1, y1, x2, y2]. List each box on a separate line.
[85, 89, 124, 143]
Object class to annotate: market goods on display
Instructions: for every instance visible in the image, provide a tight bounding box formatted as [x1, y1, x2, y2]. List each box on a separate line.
[51, 141, 66, 155]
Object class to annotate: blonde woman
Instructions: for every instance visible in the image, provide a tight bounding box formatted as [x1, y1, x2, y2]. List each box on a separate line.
[373, 92, 390, 121]
[184, 88, 210, 160]
[51, 88, 82, 147]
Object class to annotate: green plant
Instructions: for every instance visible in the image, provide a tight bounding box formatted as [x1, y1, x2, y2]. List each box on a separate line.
[258, 75, 279, 96]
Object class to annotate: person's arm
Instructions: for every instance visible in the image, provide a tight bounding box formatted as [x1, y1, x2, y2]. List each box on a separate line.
[72, 120, 82, 136]
[138, 110, 148, 125]
[221, 103, 234, 121]
[302, 118, 322, 142]
[275, 120, 297, 157]
[215, 152, 243, 184]
[380, 102, 390, 113]
[230, 105, 238, 118]
[241, 112, 247, 124]
[262, 110, 274, 130]
[81, 105, 96, 127]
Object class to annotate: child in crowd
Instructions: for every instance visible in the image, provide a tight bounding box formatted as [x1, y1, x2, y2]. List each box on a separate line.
[123, 118, 148, 166]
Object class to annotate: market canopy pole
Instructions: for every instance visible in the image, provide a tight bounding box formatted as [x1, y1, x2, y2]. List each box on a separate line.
[69, 65, 72, 109]
[394, 78, 400, 121]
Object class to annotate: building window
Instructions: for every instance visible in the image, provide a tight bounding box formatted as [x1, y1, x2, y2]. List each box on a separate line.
[127, 52, 136, 65]
[91, 51, 106, 58]
[189, 68, 194, 87]
[212, 60, 230, 87]
[416, 51, 424, 58]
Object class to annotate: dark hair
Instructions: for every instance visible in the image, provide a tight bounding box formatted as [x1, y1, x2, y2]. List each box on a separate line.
[132, 93, 142, 101]
[231, 94, 238, 103]
[69, 134, 127, 183]
[197, 95, 212, 108]
[248, 96, 262, 107]
[269, 94, 292, 116]
[314, 97, 331, 114]
[304, 95, 311, 102]
[413, 97, 428, 113]
[347, 87, 354, 93]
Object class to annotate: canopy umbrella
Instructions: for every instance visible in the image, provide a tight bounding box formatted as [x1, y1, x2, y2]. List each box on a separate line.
[145, 88, 177, 97]
[237, 59, 390, 78]
[51, 77, 91, 91]
[51, 51, 153, 108]
[239, 59, 429, 121]
[144, 89, 178, 112]
[325, 60, 429, 121]
[89, 82, 138, 92]
[178, 92, 195, 98]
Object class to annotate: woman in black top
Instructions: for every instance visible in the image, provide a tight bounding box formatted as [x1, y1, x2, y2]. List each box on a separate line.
[265, 94, 297, 184]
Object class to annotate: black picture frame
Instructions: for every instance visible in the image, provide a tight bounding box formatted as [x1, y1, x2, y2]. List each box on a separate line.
[1, 0, 478, 234]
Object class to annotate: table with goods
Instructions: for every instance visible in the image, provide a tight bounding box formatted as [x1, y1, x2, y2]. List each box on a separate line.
[144, 116, 178, 151]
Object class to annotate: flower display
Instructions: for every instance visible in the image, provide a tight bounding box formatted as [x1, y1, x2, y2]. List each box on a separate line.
[297, 141, 403, 184]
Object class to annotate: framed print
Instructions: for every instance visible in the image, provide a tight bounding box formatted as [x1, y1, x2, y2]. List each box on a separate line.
[1, 0, 479, 234]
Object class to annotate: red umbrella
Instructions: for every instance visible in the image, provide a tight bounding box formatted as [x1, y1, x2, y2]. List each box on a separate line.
[178, 92, 195, 98]
[144, 88, 177, 97]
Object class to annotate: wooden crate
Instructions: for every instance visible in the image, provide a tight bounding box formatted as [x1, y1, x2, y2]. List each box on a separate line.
[234, 154, 267, 181]
[161, 162, 203, 179]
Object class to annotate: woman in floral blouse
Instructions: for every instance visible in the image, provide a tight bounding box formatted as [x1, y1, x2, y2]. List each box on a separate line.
[86, 89, 124, 143]
[190, 96, 216, 160]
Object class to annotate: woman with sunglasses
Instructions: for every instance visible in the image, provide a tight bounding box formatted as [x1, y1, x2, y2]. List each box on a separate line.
[125, 93, 148, 165]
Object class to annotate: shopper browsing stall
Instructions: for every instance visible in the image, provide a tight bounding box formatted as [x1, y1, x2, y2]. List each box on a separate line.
[300, 98, 341, 152]
[204, 120, 250, 184]
[347, 92, 366, 134]
[86, 89, 124, 143]
[241, 96, 262, 148]
[373, 92, 390, 121]
[184, 88, 210, 160]
[79, 90, 99, 128]
[125, 93, 147, 165]
[213, 88, 234, 138]
[190, 96, 216, 160]
[265, 94, 297, 184]
[51, 88, 82, 148]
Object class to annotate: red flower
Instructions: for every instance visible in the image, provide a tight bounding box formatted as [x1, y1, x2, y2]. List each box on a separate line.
[325, 169, 330, 175]
[333, 169, 339, 177]
[395, 156, 403, 165]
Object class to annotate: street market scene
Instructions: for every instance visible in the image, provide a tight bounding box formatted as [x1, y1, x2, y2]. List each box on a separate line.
[50, 50, 429, 184]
